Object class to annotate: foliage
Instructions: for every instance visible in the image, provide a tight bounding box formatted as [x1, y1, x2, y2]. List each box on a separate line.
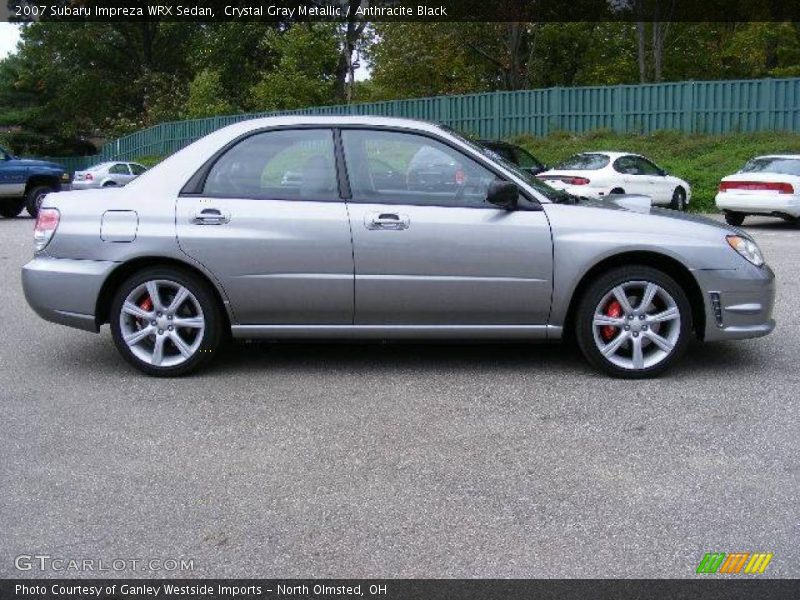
[184, 69, 234, 119]
[511, 130, 800, 212]
[2, 21, 800, 155]
[249, 24, 340, 111]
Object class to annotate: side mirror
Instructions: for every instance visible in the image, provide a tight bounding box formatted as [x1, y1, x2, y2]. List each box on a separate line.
[487, 180, 519, 210]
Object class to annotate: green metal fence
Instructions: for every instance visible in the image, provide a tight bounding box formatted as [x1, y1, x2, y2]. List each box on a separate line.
[30, 77, 800, 172]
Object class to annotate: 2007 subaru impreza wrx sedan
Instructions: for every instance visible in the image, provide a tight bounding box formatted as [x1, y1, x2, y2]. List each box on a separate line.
[22, 116, 776, 378]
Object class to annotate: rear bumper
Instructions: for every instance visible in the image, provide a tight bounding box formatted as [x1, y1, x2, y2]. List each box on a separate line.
[22, 255, 117, 332]
[715, 192, 800, 217]
[69, 180, 102, 190]
[693, 264, 776, 342]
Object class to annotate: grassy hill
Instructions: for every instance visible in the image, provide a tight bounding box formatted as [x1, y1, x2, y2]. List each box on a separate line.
[512, 130, 800, 212]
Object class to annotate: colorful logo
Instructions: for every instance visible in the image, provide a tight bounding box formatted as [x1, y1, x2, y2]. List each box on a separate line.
[696, 552, 773, 574]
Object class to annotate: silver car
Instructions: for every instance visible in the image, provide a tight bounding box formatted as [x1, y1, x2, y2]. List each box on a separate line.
[71, 161, 148, 189]
[22, 116, 775, 378]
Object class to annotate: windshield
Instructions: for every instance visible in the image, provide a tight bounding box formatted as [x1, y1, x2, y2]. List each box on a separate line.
[740, 157, 800, 176]
[555, 153, 610, 170]
[442, 127, 566, 202]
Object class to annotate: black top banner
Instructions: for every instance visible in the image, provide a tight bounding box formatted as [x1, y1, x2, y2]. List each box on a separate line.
[3, 0, 800, 23]
[2, 579, 800, 600]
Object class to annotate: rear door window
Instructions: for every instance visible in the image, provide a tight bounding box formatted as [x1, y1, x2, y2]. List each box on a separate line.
[203, 129, 338, 201]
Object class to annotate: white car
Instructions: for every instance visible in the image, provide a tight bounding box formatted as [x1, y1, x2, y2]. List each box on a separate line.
[71, 161, 148, 190]
[537, 151, 691, 210]
[716, 155, 800, 226]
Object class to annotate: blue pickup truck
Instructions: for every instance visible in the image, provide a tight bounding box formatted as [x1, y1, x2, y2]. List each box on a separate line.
[0, 146, 69, 219]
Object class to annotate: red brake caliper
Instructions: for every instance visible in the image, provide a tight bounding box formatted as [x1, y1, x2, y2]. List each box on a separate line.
[601, 299, 622, 341]
[138, 295, 153, 327]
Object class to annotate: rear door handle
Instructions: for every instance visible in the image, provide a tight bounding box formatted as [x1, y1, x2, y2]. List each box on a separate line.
[365, 212, 410, 230]
[192, 208, 230, 225]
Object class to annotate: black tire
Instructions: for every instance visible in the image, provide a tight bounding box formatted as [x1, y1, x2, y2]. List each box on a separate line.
[109, 267, 224, 377]
[610, 187, 625, 195]
[25, 185, 53, 218]
[103, 181, 117, 187]
[724, 211, 745, 226]
[670, 187, 687, 211]
[575, 265, 693, 379]
[0, 199, 25, 219]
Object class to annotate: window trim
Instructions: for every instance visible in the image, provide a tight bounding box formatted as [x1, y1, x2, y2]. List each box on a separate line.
[336, 125, 541, 211]
[180, 123, 541, 210]
[180, 126, 343, 203]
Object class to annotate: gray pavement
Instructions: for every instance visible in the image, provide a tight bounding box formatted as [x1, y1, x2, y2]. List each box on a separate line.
[0, 214, 798, 578]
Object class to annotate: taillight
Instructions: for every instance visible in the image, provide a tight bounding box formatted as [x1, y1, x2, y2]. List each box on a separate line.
[567, 177, 590, 185]
[535, 175, 590, 185]
[719, 181, 794, 194]
[85, 173, 93, 181]
[34, 208, 60, 252]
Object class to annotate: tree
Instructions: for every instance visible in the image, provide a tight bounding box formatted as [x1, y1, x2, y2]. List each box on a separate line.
[184, 69, 234, 119]
[249, 24, 339, 111]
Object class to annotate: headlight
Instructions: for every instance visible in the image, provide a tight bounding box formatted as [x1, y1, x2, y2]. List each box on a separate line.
[726, 235, 764, 267]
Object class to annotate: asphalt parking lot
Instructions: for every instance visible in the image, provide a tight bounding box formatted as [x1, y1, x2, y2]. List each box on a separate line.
[0, 214, 798, 579]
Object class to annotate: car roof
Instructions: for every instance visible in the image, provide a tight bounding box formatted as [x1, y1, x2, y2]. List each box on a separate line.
[574, 151, 639, 159]
[214, 115, 445, 136]
[751, 154, 800, 160]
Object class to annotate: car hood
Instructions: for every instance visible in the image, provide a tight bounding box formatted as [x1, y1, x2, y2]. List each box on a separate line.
[578, 196, 743, 235]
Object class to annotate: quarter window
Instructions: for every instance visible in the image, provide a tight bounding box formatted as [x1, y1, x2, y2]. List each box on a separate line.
[341, 129, 499, 208]
[203, 129, 337, 200]
[129, 163, 147, 175]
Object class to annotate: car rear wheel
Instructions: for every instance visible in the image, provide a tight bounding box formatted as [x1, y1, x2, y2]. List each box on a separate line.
[25, 185, 53, 218]
[575, 266, 692, 378]
[110, 267, 223, 377]
[0, 199, 25, 219]
[610, 187, 625, 195]
[670, 187, 687, 211]
[724, 211, 745, 226]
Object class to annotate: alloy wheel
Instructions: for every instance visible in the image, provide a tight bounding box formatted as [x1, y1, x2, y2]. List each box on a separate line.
[119, 279, 206, 368]
[591, 280, 682, 371]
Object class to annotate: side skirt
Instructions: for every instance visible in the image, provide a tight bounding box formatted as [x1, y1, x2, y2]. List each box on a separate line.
[231, 324, 562, 341]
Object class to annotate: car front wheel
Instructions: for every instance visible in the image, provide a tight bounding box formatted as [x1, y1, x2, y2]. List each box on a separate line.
[575, 266, 692, 378]
[110, 267, 223, 376]
[25, 185, 54, 218]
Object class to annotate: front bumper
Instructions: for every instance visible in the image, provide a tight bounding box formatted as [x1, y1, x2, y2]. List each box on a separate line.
[693, 263, 776, 342]
[715, 192, 800, 217]
[22, 255, 118, 332]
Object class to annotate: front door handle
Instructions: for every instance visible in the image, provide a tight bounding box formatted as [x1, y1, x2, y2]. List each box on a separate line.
[365, 212, 410, 230]
[192, 208, 230, 225]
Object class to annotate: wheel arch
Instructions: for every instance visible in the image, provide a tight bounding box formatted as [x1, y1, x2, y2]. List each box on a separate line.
[95, 256, 232, 330]
[25, 175, 61, 194]
[563, 250, 706, 340]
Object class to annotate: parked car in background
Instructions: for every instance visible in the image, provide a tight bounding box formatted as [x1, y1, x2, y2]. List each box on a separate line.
[716, 155, 800, 226]
[537, 152, 691, 211]
[478, 140, 548, 175]
[22, 116, 774, 379]
[71, 162, 148, 190]
[0, 146, 69, 219]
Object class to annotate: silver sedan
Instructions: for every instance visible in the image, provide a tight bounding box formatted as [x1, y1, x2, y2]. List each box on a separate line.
[22, 116, 775, 378]
[71, 161, 148, 189]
